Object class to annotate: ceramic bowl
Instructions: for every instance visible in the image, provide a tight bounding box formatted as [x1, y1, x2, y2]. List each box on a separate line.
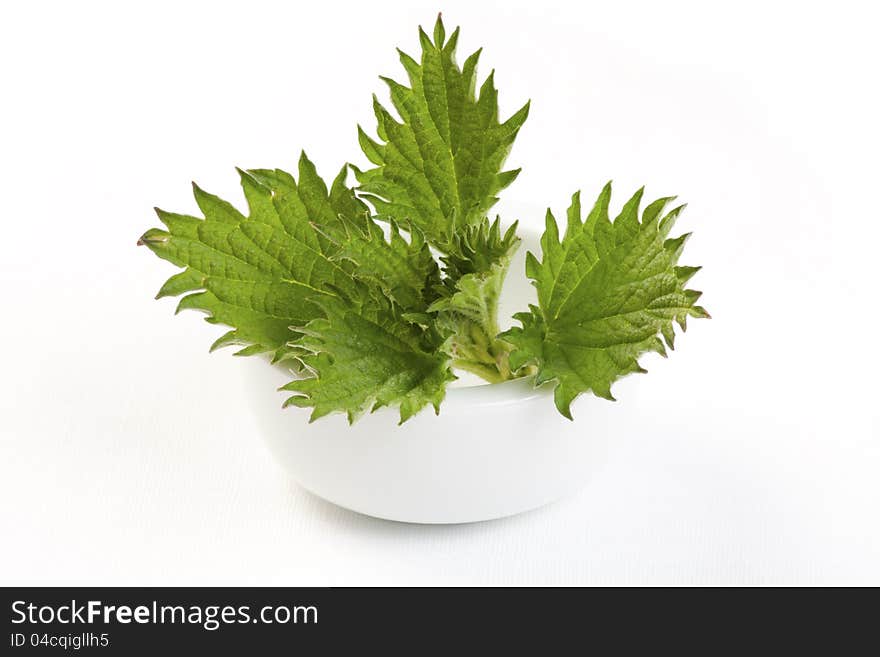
[242, 227, 614, 523]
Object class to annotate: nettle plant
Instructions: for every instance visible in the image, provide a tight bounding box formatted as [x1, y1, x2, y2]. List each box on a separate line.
[139, 17, 708, 424]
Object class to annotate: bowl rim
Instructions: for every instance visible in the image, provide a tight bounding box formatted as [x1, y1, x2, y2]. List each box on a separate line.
[442, 374, 551, 408]
[266, 357, 552, 413]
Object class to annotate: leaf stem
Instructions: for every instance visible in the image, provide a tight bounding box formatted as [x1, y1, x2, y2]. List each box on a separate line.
[451, 359, 508, 384]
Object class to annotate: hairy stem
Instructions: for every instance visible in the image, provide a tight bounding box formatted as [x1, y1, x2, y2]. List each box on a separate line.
[452, 359, 508, 384]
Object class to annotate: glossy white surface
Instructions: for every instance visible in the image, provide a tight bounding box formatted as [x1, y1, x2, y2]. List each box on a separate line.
[247, 363, 611, 524]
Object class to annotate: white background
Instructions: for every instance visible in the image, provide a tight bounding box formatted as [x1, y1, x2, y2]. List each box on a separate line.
[1, 0, 878, 585]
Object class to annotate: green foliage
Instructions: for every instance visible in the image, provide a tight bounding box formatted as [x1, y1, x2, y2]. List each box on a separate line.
[140, 153, 361, 364]
[327, 215, 442, 314]
[139, 15, 708, 423]
[501, 184, 709, 418]
[282, 286, 454, 425]
[353, 17, 529, 255]
[429, 217, 520, 382]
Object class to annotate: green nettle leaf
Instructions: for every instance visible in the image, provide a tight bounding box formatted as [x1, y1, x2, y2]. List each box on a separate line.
[140, 17, 709, 424]
[428, 217, 521, 382]
[354, 15, 529, 252]
[325, 211, 442, 314]
[282, 288, 455, 424]
[141, 153, 363, 363]
[501, 184, 709, 418]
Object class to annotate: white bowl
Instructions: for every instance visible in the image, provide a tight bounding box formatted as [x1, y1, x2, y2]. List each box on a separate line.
[242, 227, 614, 523]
